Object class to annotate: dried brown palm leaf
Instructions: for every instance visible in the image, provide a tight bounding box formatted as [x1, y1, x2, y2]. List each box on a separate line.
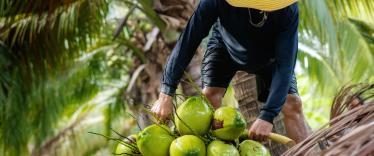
[283, 83, 374, 156]
[321, 122, 374, 156]
[330, 83, 374, 119]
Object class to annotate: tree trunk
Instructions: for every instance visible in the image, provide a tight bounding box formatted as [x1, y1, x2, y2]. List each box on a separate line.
[232, 71, 288, 155]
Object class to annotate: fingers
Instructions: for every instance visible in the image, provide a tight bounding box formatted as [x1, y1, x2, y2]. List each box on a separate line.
[248, 119, 273, 142]
[151, 101, 162, 119]
[255, 133, 262, 141]
[262, 134, 269, 142]
[159, 110, 171, 121]
[249, 131, 269, 142]
[150, 101, 171, 122]
[151, 94, 173, 123]
[249, 126, 270, 142]
[150, 102, 159, 116]
[248, 130, 254, 140]
[259, 133, 268, 142]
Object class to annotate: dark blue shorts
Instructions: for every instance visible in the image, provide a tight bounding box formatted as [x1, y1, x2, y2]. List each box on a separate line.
[201, 47, 298, 102]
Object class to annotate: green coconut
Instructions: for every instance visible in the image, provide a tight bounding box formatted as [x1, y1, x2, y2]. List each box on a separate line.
[175, 96, 213, 135]
[207, 140, 239, 156]
[115, 134, 139, 155]
[137, 124, 175, 156]
[238, 129, 249, 142]
[212, 106, 246, 141]
[239, 140, 271, 156]
[169, 135, 206, 156]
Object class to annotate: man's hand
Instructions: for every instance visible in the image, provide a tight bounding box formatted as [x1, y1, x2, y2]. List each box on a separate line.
[151, 93, 173, 121]
[248, 118, 273, 142]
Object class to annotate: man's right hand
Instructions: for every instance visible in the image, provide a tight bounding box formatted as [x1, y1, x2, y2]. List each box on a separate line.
[151, 93, 173, 121]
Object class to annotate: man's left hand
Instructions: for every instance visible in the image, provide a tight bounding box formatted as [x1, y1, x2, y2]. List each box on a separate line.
[248, 118, 273, 142]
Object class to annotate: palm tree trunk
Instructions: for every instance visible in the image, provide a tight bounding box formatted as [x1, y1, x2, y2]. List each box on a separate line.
[232, 71, 288, 155]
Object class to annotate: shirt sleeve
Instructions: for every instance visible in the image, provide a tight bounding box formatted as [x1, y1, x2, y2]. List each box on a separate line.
[258, 5, 299, 123]
[160, 0, 219, 95]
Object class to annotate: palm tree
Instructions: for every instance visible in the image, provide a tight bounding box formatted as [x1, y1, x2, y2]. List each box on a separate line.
[139, 0, 374, 154]
[0, 0, 200, 155]
[1, 0, 373, 155]
[0, 0, 136, 155]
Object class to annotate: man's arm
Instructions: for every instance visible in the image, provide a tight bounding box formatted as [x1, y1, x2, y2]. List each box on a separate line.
[258, 5, 299, 124]
[160, 0, 219, 95]
[151, 0, 219, 121]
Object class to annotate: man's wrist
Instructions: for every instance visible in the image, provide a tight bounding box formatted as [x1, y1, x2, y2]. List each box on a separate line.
[258, 110, 276, 124]
[160, 83, 176, 96]
[159, 92, 173, 101]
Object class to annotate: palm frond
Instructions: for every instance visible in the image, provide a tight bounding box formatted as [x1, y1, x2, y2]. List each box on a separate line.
[299, 0, 338, 53]
[298, 0, 374, 129]
[330, 0, 374, 24]
[1, 0, 109, 75]
[348, 18, 374, 45]
[298, 0, 374, 93]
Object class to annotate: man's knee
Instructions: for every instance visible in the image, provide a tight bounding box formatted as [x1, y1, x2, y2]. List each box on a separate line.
[202, 87, 225, 108]
[282, 94, 303, 117]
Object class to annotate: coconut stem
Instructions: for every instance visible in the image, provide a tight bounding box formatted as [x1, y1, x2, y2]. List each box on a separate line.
[111, 129, 128, 140]
[88, 132, 139, 151]
[127, 113, 142, 130]
[182, 71, 202, 94]
[142, 108, 165, 125]
[268, 133, 296, 147]
[110, 129, 137, 147]
[201, 95, 215, 111]
[247, 132, 296, 147]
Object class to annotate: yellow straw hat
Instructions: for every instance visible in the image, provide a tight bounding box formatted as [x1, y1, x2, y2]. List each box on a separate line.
[226, 0, 298, 11]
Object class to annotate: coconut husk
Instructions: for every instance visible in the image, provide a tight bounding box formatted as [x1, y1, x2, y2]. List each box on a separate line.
[283, 83, 374, 156]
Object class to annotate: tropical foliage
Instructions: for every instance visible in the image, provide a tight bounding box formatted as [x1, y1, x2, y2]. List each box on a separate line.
[0, 0, 138, 155]
[297, 0, 374, 127]
[0, 0, 373, 155]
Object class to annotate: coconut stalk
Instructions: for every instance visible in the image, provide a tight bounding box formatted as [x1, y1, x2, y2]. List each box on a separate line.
[247, 132, 296, 147]
[88, 132, 141, 155]
[239, 131, 295, 147]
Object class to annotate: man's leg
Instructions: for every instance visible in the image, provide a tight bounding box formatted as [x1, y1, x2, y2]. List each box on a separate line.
[202, 87, 226, 109]
[282, 94, 310, 143]
[201, 47, 238, 108]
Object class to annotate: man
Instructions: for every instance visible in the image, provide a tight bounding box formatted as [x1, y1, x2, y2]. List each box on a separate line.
[151, 0, 309, 143]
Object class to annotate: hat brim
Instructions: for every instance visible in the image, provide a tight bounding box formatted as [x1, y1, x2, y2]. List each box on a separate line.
[226, 0, 298, 11]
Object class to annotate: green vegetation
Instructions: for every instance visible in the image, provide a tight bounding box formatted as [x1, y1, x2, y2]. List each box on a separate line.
[297, 0, 374, 127]
[0, 0, 373, 155]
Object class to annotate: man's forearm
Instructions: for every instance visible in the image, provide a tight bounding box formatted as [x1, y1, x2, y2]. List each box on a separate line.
[159, 0, 219, 95]
[259, 74, 291, 124]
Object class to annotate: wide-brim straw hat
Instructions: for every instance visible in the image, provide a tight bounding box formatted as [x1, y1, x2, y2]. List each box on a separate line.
[226, 0, 298, 11]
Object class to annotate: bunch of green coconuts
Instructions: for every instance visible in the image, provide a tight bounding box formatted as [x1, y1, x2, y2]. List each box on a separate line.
[115, 96, 271, 156]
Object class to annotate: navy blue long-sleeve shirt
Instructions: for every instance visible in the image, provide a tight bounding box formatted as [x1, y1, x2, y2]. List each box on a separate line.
[160, 0, 299, 123]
